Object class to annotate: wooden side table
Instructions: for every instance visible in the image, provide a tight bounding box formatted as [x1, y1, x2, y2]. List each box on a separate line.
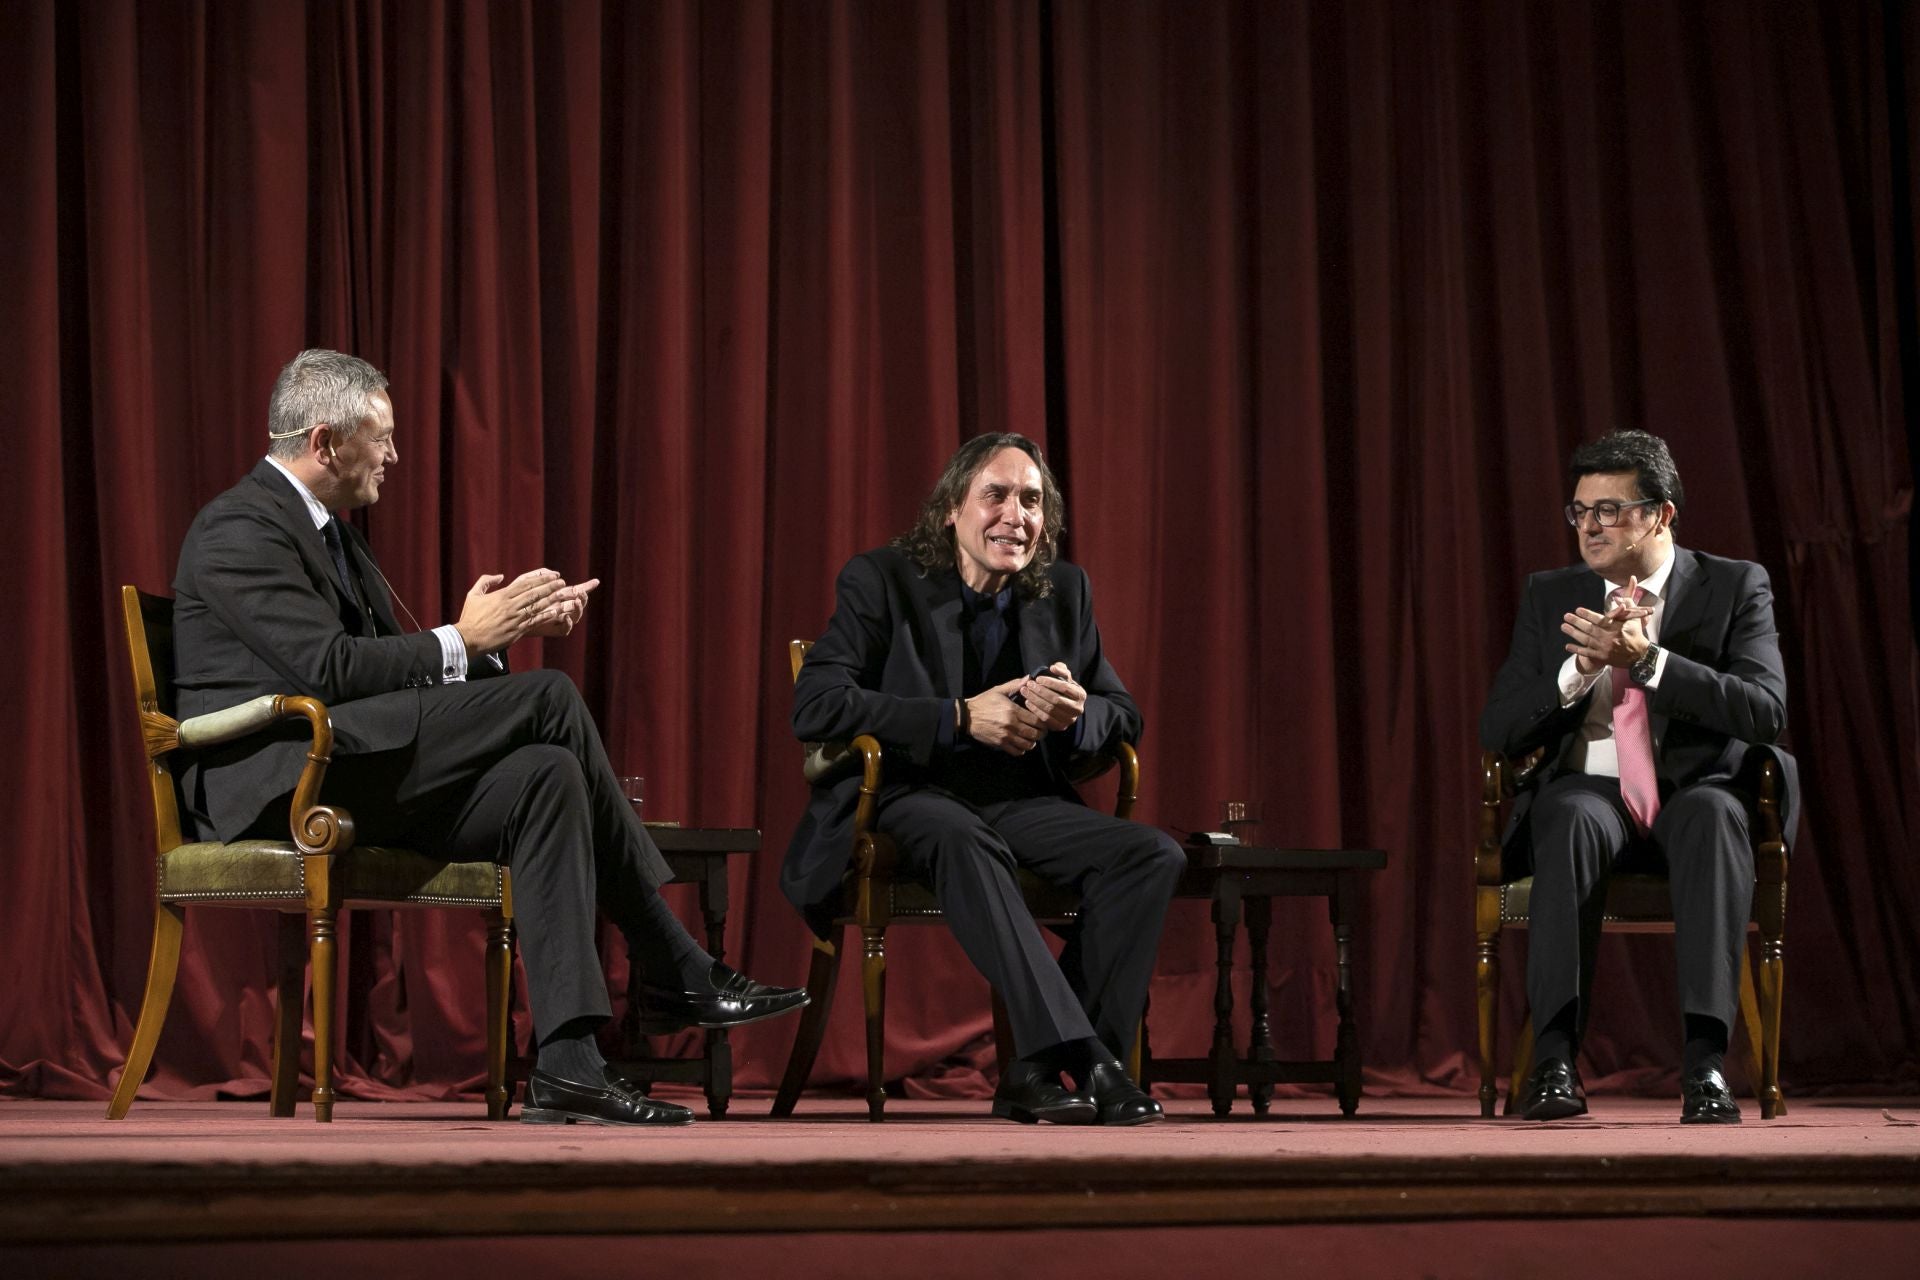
[1141, 843, 1386, 1116]
[608, 824, 760, 1119]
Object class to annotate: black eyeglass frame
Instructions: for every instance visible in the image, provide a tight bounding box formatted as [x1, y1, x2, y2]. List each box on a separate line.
[1564, 498, 1661, 528]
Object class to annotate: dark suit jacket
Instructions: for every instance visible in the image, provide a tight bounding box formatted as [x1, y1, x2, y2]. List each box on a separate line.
[171, 459, 504, 841]
[1479, 544, 1800, 867]
[781, 546, 1142, 918]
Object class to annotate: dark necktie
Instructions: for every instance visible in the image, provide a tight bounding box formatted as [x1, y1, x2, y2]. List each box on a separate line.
[323, 517, 366, 617]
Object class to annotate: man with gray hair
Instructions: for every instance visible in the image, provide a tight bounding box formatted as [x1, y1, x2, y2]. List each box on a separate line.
[172, 348, 806, 1127]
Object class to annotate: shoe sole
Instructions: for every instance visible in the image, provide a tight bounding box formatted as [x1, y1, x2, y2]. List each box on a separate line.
[1681, 1111, 1742, 1124]
[1523, 1098, 1588, 1121]
[520, 1105, 694, 1127]
[991, 1099, 1098, 1125]
[635, 994, 812, 1036]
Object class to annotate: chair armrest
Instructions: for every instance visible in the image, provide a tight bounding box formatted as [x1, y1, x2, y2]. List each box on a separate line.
[176, 694, 295, 749]
[149, 692, 352, 860]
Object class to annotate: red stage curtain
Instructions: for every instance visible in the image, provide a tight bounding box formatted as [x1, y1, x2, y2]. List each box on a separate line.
[1, 0, 1914, 1104]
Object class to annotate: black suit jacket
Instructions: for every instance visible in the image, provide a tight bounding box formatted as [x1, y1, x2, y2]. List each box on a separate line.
[1479, 545, 1800, 866]
[171, 460, 504, 841]
[781, 546, 1142, 917]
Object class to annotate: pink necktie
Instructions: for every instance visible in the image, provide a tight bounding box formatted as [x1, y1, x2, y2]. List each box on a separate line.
[1609, 586, 1659, 834]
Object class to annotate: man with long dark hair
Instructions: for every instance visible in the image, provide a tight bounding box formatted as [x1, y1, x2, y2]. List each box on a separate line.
[1482, 429, 1799, 1124]
[784, 433, 1183, 1125]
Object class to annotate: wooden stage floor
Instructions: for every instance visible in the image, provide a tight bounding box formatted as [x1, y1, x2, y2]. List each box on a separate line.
[4, 1093, 1918, 1254]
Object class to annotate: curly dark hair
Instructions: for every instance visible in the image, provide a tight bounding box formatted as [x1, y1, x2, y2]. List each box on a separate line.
[1568, 429, 1685, 519]
[893, 433, 1066, 599]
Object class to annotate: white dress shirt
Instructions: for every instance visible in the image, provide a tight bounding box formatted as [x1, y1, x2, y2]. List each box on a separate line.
[1558, 543, 1675, 778]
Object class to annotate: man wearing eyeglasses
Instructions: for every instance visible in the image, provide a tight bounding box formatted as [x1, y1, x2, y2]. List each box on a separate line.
[1481, 430, 1797, 1124]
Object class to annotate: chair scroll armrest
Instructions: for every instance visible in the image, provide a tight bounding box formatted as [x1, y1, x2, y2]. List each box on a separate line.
[176, 695, 293, 749]
[176, 694, 350, 858]
[1115, 741, 1139, 821]
[1477, 750, 1509, 888]
[851, 734, 886, 839]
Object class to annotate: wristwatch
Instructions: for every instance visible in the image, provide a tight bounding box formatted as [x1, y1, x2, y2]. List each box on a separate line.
[1631, 643, 1661, 685]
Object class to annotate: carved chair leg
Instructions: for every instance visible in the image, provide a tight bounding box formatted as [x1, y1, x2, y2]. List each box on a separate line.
[772, 931, 843, 1117]
[1506, 1015, 1537, 1118]
[270, 913, 305, 1117]
[1475, 928, 1500, 1118]
[862, 925, 888, 1122]
[990, 988, 1014, 1081]
[106, 902, 185, 1120]
[1759, 934, 1786, 1119]
[485, 911, 514, 1121]
[308, 908, 339, 1123]
[1735, 947, 1765, 1107]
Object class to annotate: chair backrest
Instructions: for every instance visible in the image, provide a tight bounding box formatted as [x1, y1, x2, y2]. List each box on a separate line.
[122, 586, 186, 852]
[789, 638, 811, 684]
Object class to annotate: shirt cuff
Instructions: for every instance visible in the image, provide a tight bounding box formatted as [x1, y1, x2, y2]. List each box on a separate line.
[433, 624, 469, 683]
[1557, 655, 1601, 708]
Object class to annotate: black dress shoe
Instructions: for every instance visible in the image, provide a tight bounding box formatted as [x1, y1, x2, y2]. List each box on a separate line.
[1082, 1059, 1163, 1126]
[1520, 1057, 1588, 1121]
[1680, 1067, 1742, 1124]
[634, 962, 810, 1033]
[991, 1060, 1097, 1125]
[521, 1067, 694, 1127]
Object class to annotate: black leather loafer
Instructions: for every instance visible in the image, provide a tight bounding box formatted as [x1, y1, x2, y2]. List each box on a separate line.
[520, 1067, 694, 1127]
[1680, 1067, 1742, 1124]
[1520, 1057, 1588, 1121]
[634, 962, 810, 1033]
[991, 1060, 1097, 1125]
[1083, 1059, 1163, 1126]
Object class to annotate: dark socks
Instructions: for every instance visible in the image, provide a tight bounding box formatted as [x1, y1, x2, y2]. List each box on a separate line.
[1682, 1014, 1729, 1077]
[1534, 1000, 1579, 1068]
[623, 890, 715, 989]
[535, 1016, 607, 1084]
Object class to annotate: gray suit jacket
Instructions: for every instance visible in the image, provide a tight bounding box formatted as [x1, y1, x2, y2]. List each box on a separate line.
[781, 546, 1142, 920]
[171, 460, 502, 841]
[1479, 545, 1801, 867]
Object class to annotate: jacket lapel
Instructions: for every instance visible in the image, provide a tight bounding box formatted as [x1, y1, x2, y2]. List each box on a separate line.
[917, 570, 966, 699]
[250, 461, 343, 597]
[1653, 546, 1705, 651]
[248, 460, 370, 633]
[1647, 546, 1705, 751]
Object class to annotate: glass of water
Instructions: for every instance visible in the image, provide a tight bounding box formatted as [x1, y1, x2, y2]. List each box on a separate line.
[618, 775, 645, 820]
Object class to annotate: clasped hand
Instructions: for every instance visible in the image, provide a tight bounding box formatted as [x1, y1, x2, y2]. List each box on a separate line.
[455, 568, 602, 656]
[1561, 575, 1652, 675]
[964, 663, 1085, 756]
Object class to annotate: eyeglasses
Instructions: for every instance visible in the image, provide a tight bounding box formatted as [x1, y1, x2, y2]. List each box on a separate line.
[1565, 498, 1659, 528]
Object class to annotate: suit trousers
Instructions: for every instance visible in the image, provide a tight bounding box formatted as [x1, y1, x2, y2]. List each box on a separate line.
[877, 790, 1185, 1063]
[1525, 771, 1755, 1040]
[254, 669, 671, 1041]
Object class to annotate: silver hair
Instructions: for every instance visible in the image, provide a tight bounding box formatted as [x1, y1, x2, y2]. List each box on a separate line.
[265, 349, 389, 460]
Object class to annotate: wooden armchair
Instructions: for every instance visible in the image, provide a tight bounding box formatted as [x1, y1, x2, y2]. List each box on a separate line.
[107, 586, 516, 1123]
[1474, 748, 1788, 1118]
[772, 638, 1139, 1121]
